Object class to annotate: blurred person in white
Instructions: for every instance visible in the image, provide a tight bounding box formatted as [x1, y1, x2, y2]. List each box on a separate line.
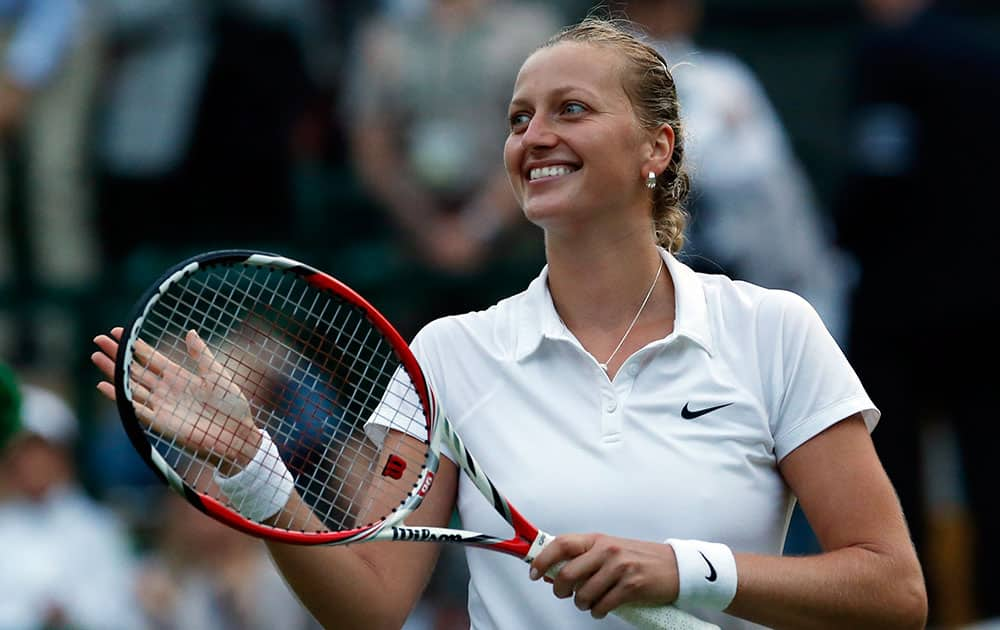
[0, 364, 147, 630]
[621, 0, 855, 344]
[137, 491, 322, 630]
[0, 0, 101, 331]
[343, 0, 563, 333]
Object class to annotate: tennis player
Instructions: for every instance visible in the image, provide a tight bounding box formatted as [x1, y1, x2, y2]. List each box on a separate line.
[92, 16, 927, 629]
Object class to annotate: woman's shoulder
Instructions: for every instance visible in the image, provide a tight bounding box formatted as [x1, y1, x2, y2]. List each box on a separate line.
[698, 272, 823, 334]
[412, 286, 534, 358]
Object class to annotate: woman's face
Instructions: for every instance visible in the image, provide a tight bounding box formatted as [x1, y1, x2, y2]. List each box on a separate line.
[504, 42, 652, 233]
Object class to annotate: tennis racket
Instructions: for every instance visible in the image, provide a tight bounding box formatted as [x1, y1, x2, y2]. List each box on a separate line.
[107, 249, 717, 630]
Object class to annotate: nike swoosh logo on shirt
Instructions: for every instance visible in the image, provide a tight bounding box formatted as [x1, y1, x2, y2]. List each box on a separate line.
[681, 402, 733, 420]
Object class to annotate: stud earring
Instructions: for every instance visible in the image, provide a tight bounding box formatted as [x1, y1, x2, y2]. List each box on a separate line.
[646, 171, 657, 189]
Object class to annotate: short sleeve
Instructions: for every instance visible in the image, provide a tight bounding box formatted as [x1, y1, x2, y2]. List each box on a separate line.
[362, 321, 450, 459]
[759, 291, 879, 461]
[409, 321, 459, 463]
[362, 364, 428, 448]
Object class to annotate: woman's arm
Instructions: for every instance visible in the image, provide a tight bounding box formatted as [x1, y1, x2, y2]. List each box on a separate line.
[267, 456, 459, 630]
[726, 414, 927, 628]
[532, 415, 927, 629]
[92, 328, 459, 630]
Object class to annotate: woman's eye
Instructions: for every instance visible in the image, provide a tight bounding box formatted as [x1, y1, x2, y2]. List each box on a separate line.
[563, 102, 586, 115]
[509, 112, 530, 131]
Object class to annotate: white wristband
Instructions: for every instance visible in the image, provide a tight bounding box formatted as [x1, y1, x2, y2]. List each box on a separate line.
[213, 428, 295, 522]
[666, 538, 738, 611]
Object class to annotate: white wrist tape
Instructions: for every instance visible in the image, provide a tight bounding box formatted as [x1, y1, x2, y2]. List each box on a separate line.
[666, 538, 738, 611]
[214, 429, 295, 522]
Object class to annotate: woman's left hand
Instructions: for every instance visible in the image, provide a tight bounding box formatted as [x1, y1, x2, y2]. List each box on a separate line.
[529, 534, 680, 619]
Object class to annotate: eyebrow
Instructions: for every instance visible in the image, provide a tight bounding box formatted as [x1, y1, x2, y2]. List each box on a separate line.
[508, 85, 602, 110]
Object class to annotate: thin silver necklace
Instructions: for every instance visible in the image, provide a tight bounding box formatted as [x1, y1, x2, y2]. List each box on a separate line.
[599, 260, 663, 372]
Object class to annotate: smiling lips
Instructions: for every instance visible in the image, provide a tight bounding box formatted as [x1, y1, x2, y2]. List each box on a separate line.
[528, 165, 577, 181]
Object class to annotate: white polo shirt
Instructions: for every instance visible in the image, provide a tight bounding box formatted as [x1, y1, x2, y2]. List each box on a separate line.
[410, 249, 878, 630]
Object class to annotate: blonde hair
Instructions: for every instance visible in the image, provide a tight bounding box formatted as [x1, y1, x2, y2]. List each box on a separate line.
[542, 16, 690, 253]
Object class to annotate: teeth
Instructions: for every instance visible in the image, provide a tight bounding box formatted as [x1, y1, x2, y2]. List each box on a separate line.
[529, 166, 574, 181]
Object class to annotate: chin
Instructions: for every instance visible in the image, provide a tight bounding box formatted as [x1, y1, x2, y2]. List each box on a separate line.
[521, 194, 571, 222]
[521, 204, 559, 227]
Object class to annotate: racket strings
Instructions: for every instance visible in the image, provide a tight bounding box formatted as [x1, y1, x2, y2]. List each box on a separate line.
[129, 263, 431, 533]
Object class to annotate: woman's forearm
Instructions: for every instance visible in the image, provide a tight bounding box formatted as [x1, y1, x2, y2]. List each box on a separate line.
[727, 545, 927, 629]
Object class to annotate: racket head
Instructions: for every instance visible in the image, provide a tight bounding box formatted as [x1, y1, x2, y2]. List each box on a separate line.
[113, 250, 440, 544]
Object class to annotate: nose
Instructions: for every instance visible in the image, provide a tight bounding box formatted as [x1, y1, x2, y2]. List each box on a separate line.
[522, 114, 557, 151]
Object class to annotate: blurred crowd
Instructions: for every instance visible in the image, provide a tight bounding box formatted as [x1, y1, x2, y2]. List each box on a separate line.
[0, 0, 997, 628]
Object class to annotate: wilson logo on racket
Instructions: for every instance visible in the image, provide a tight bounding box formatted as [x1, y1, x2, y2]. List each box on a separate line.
[417, 471, 435, 497]
[382, 455, 407, 480]
[392, 528, 463, 542]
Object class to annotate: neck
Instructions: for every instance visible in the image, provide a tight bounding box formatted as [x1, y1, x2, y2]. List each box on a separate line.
[546, 239, 672, 331]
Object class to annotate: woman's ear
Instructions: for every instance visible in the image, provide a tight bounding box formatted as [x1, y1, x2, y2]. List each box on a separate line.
[647, 123, 675, 174]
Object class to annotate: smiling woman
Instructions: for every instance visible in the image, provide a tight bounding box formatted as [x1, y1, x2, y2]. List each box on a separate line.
[504, 21, 689, 262]
[91, 14, 927, 630]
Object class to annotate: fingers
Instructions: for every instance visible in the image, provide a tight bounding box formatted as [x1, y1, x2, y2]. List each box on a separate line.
[91, 346, 116, 381]
[129, 380, 155, 407]
[93, 333, 119, 360]
[133, 400, 166, 432]
[92, 327, 173, 407]
[96, 381, 116, 402]
[530, 534, 593, 600]
[97, 326, 176, 379]
[532, 535, 678, 619]
[130, 362, 165, 395]
[186, 329, 219, 377]
[530, 534, 591, 583]
[93, 329, 124, 399]
[134, 337, 171, 376]
[186, 329, 230, 391]
[568, 558, 625, 619]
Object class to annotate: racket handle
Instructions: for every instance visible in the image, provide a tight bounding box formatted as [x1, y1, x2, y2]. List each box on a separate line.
[542, 561, 718, 630]
[613, 602, 720, 630]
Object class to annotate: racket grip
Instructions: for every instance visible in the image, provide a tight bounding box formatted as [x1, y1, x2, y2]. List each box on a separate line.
[543, 561, 719, 630]
[613, 602, 720, 630]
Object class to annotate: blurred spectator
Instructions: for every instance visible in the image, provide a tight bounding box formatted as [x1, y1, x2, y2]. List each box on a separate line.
[136, 491, 321, 630]
[0, 0, 101, 286]
[342, 0, 561, 336]
[0, 366, 147, 630]
[0, 0, 102, 361]
[94, 0, 319, 267]
[836, 0, 1000, 625]
[92, 0, 213, 264]
[621, 0, 856, 344]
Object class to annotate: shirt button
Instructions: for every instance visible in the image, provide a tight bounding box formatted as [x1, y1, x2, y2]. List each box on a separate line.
[627, 363, 640, 376]
[605, 399, 618, 413]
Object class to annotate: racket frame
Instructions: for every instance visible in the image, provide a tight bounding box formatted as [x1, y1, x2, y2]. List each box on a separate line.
[114, 250, 541, 555]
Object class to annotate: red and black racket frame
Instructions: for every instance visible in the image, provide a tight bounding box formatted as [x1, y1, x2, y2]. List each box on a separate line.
[114, 249, 542, 558]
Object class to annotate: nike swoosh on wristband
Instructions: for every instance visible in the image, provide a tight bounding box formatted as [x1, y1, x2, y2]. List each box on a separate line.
[680, 402, 733, 420]
[698, 551, 718, 582]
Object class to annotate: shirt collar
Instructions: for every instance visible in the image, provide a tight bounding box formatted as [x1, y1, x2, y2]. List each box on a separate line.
[513, 248, 715, 361]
